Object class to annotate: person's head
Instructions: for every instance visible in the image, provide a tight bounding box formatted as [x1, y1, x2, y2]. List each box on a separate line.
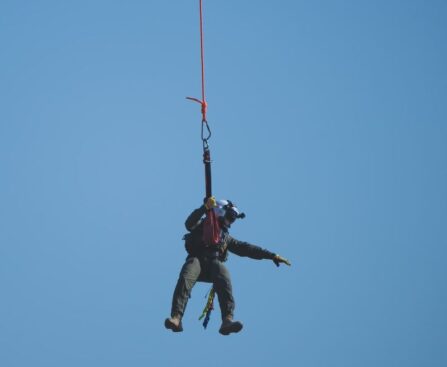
[214, 199, 245, 228]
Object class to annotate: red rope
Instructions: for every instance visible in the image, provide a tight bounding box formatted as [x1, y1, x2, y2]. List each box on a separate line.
[199, 0, 206, 106]
[187, 0, 208, 122]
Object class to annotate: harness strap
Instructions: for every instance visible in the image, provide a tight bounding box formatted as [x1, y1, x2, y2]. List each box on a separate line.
[199, 287, 215, 329]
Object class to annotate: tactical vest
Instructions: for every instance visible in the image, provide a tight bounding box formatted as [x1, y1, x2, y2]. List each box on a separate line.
[183, 221, 229, 261]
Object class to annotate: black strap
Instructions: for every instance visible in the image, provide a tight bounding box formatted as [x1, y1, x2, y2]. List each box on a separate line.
[203, 148, 212, 198]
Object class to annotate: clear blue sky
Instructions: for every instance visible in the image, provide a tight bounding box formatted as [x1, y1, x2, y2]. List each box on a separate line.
[1, 1, 446, 366]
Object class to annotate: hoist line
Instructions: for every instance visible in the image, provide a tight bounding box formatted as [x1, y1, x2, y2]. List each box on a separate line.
[199, 0, 206, 107]
[187, 0, 208, 125]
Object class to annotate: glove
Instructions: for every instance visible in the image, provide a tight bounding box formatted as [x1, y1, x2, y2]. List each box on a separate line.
[204, 196, 217, 210]
[273, 254, 291, 267]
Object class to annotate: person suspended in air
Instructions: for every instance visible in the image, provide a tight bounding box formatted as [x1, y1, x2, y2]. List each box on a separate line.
[164, 196, 291, 335]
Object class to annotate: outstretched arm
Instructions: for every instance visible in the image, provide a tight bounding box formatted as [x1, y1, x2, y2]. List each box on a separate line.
[227, 236, 291, 266]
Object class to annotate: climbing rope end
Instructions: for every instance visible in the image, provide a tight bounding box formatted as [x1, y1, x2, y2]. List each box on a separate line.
[186, 96, 202, 104]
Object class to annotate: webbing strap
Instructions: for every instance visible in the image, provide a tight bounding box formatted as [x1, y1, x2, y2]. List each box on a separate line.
[203, 148, 212, 198]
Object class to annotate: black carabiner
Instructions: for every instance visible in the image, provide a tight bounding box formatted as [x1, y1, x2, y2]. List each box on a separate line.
[201, 119, 212, 149]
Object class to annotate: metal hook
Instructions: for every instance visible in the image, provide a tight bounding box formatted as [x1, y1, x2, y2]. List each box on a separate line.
[201, 119, 212, 144]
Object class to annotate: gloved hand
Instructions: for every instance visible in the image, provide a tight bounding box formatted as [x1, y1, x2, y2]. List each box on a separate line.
[273, 254, 291, 267]
[204, 196, 217, 210]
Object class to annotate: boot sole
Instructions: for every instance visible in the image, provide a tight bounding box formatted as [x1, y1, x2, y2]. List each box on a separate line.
[219, 321, 243, 335]
[164, 318, 183, 332]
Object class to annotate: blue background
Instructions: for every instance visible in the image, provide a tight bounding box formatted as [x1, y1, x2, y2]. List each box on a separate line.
[1, 1, 446, 366]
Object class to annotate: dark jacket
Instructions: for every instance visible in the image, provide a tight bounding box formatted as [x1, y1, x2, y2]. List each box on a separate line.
[184, 205, 276, 262]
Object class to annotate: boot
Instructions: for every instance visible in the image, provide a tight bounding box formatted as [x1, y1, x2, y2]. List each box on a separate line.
[164, 314, 183, 332]
[219, 315, 243, 335]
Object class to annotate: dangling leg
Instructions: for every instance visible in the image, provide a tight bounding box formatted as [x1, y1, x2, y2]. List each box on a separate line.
[165, 256, 201, 332]
[209, 259, 243, 335]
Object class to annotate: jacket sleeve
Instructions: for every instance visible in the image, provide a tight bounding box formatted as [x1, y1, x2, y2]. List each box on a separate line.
[226, 235, 276, 260]
[185, 205, 207, 231]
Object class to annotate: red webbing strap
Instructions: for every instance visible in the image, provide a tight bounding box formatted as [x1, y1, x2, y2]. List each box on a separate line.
[202, 148, 220, 246]
[202, 210, 221, 246]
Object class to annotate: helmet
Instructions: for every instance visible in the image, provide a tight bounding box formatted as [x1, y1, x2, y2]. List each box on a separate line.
[214, 199, 246, 224]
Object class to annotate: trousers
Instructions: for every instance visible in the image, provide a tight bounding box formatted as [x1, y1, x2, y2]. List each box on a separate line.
[170, 256, 235, 320]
